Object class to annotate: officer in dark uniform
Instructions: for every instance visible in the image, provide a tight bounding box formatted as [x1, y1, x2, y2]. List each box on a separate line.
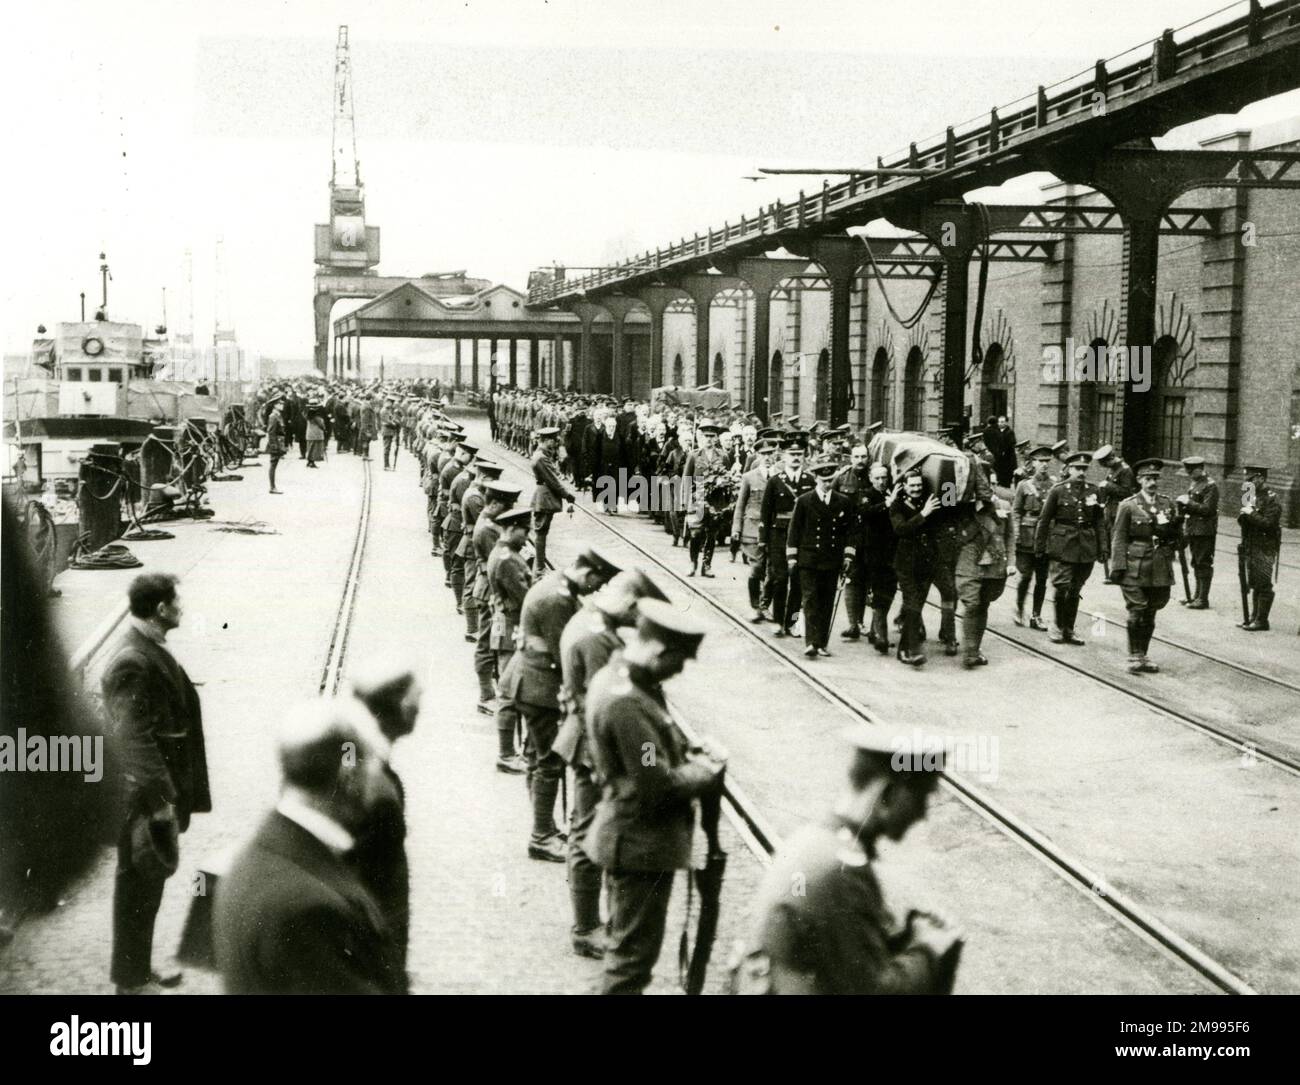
[787, 459, 858, 658]
[833, 444, 872, 640]
[862, 462, 899, 654]
[1035, 451, 1107, 644]
[733, 727, 960, 995]
[1011, 446, 1055, 630]
[1111, 458, 1181, 673]
[890, 470, 942, 666]
[586, 598, 726, 994]
[1237, 465, 1282, 632]
[759, 435, 815, 637]
[1176, 455, 1218, 610]
[499, 546, 621, 861]
[1093, 444, 1138, 545]
[530, 426, 576, 577]
[555, 569, 667, 960]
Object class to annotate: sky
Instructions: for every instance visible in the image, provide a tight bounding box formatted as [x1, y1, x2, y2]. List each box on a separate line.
[3, 0, 1298, 363]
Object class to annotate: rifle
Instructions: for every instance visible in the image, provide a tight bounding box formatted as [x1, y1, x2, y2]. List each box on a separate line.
[1177, 542, 1192, 604]
[1238, 543, 1251, 625]
[681, 772, 727, 995]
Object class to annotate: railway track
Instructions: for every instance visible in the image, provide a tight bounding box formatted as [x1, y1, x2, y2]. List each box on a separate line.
[319, 456, 373, 695]
[490, 437, 1274, 995]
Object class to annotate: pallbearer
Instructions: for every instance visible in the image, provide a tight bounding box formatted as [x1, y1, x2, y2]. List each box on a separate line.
[890, 471, 942, 666]
[1176, 456, 1218, 610]
[555, 569, 668, 960]
[833, 444, 873, 640]
[861, 463, 898, 655]
[586, 599, 726, 994]
[500, 546, 621, 861]
[1111, 459, 1181, 673]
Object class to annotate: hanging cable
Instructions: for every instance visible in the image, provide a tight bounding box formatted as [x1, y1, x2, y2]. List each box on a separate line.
[860, 241, 943, 330]
[969, 201, 992, 382]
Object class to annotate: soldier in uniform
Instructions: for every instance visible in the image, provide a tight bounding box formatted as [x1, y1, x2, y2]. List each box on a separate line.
[381, 398, 402, 470]
[1035, 451, 1107, 645]
[487, 509, 534, 737]
[890, 471, 943, 666]
[733, 727, 961, 995]
[683, 422, 730, 577]
[1176, 455, 1218, 610]
[530, 426, 576, 577]
[438, 441, 475, 590]
[472, 483, 524, 769]
[732, 437, 777, 621]
[1237, 465, 1282, 632]
[445, 450, 479, 614]
[499, 546, 621, 861]
[461, 458, 504, 643]
[1111, 458, 1182, 672]
[586, 599, 726, 994]
[786, 459, 858, 659]
[1093, 444, 1138, 549]
[554, 569, 667, 960]
[833, 444, 872, 640]
[759, 436, 816, 637]
[862, 463, 898, 654]
[1011, 446, 1055, 630]
[955, 468, 1010, 669]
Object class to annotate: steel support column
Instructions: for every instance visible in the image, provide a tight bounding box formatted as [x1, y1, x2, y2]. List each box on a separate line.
[472, 339, 480, 390]
[529, 338, 540, 388]
[509, 338, 518, 386]
[681, 275, 742, 387]
[635, 285, 689, 395]
[454, 339, 462, 389]
[597, 296, 642, 399]
[731, 259, 810, 420]
[569, 301, 603, 393]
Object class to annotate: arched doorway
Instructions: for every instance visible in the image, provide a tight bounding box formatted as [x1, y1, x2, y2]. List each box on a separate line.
[1152, 334, 1189, 459]
[1079, 337, 1116, 450]
[672, 352, 684, 386]
[902, 346, 925, 430]
[769, 351, 784, 417]
[815, 348, 830, 420]
[870, 347, 892, 428]
[712, 351, 725, 388]
[979, 343, 1010, 422]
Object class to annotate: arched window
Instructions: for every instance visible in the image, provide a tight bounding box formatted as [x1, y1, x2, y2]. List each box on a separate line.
[815, 348, 830, 420]
[769, 350, 784, 417]
[1152, 334, 1189, 460]
[979, 343, 1010, 422]
[1079, 337, 1116, 450]
[672, 353, 684, 386]
[902, 346, 925, 430]
[870, 347, 892, 428]
[712, 351, 725, 388]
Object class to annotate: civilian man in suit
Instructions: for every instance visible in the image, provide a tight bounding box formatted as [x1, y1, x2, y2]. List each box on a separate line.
[347, 660, 423, 983]
[786, 460, 858, 658]
[214, 697, 403, 995]
[102, 573, 210, 994]
[530, 426, 576, 576]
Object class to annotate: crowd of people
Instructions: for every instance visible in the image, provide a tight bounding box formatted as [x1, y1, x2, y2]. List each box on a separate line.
[87, 372, 1285, 998]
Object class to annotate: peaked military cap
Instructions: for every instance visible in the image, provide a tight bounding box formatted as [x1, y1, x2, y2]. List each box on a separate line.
[808, 459, 839, 478]
[865, 421, 885, 435]
[536, 426, 561, 438]
[840, 725, 947, 775]
[1091, 444, 1116, 462]
[1015, 439, 1031, 451]
[474, 460, 505, 479]
[576, 545, 622, 578]
[810, 420, 829, 435]
[1028, 445, 1055, 459]
[482, 481, 522, 504]
[635, 598, 706, 658]
[780, 433, 809, 451]
[595, 568, 670, 615]
[1064, 451, 1092, 467]
[1050, 440, 1069, 458]
[757, 427, 780, 440]
[1133, 458, 1164, 477]
[697, 422, 724, 435]
[1180, 456, 1206, 470]
[494, 507, 533, 529]
[456, 440, 479, 455]
[1242, 464, 1270, 479]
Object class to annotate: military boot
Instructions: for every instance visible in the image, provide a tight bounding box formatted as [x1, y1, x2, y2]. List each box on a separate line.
[1244, 591, 1273, 631]
[938, 604, 959, 656]
[1136, 620, 1160, 672]
[1014, 579, 1030, 626]
[961, 607, 988, 669]
[1125, 622, 1144, 674]
[896, 613, 926, 666]
[869, 606, 891, 655]
[1186, 570, 1211, 609]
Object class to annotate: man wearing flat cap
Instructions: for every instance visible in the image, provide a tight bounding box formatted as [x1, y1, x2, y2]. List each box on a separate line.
[555, 569, 668, 960]
[733, 727, 961, 994]
[586, 599, 726, 994]
[500, 546, 621, 860]
[1176, 456, 1218, 610]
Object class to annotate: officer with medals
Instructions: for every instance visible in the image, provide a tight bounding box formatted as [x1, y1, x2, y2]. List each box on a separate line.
[1237, 465, 1283, 632]
[683, 422, 730, 577]
[1035, 451, 1108, 645]
[786, 458, 858, 658]
[1093, 444, 1138, 547]
[1011, 446, 1055, 630]
[555, 569, 668, 960]
[759, 434, 816, 637]
[1176, 456, 1218, 609]
[733, 726, 961, 995]
[530, 425, 576, 577]
[1111, 459, 1182, 673]
[585, 598, 726, 994]
[500, 546, 621, 861]
[732, 437, 778, 621]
